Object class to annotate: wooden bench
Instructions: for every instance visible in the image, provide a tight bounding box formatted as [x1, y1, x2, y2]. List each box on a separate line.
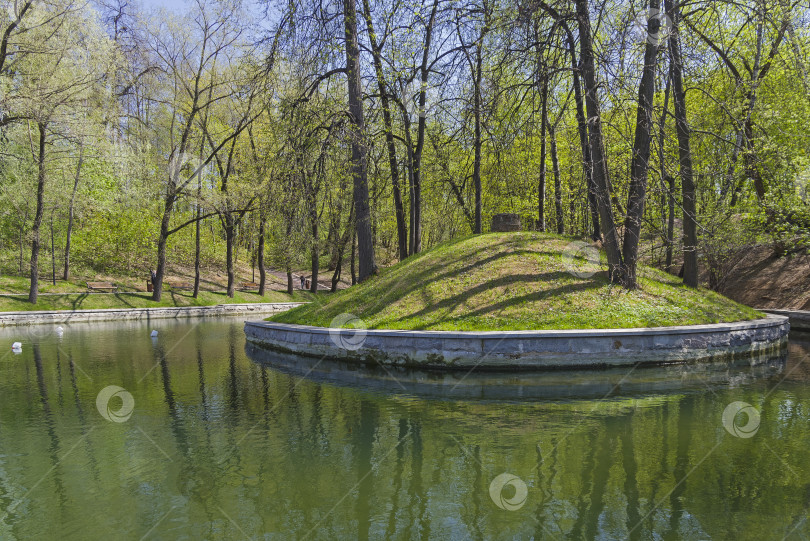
[238, 281, 260, 291]
[86, 281, 118, 292]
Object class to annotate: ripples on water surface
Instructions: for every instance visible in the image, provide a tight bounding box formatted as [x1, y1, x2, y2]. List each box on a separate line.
[0, 318, 808, 540]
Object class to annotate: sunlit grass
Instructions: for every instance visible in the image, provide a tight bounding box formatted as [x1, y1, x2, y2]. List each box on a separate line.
[0, 274, 314, 311]
[271, 232, 762, 331]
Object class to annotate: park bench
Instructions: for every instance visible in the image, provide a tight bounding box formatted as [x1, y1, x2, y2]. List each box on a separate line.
[86, 281, 118, 292]
[238, 281, 260, 291]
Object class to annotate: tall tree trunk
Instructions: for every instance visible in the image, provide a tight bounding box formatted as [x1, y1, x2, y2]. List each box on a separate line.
[345, 0, 377, 281]
[537, 65, 548, 232]
[658, 73, 672, 266]
[309, 201, 319, 293]
[49, 215, 55, 285]
[193, 177, 202, 298]
[286, 218, 294, 295]
[225, 213, 236, 297]
[361, 0, 408, 260]
[667, 0, 698, 287]
[473, 25, 486, 234]
[152, 194, 175, 302]
[258, 212, 267, 296]
[28, 121, 47, 304]
[63, 144, 84, 281]
[332, 202, 354, 292]
[549, 122, 563, 234]
[665, 175, 675, 272]
[351, 222, 357, 286]
[404, 113, 416, 255]
[562, 16, 599, 239]
[411, 0, 439, 253]
[622, 0, 661, 287]
[575, 0, 625, 284]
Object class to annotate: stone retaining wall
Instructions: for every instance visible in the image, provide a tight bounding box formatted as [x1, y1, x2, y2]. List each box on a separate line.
[0, 303, 305, 327]
[244, 315, 790, 370]
[762, 309, 810, 332]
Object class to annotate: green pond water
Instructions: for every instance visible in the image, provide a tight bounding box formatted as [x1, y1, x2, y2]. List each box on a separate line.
[0, 318, 808, 540]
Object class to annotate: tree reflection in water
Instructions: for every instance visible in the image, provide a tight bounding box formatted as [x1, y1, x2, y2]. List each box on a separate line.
[0, 319, 806, 540]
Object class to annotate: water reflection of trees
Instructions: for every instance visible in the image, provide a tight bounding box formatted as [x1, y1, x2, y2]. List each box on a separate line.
[1, 324, 808, 539]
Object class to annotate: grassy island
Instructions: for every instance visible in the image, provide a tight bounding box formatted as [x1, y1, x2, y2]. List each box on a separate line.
[270, 233, 762, 331]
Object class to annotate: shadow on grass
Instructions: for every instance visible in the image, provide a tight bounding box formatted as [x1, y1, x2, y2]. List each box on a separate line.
[392, 273, 604, 327]
[319, 247, 573, 319]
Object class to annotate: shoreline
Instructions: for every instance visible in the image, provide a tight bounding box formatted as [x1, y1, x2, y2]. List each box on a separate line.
[0, 302, 306, 326]
[245, 315, 790, 371]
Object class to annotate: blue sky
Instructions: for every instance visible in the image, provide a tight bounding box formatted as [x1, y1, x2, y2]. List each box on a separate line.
[139, 0, 189, 12]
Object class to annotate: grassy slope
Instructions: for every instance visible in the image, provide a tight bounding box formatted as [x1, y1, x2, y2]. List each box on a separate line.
[0, 275, 313, 311]
[271, 232, 761, 331]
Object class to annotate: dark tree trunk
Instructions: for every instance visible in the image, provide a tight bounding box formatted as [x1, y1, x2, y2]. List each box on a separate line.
[286, 217, 294, 295]
[537, 63, 548, 232]
[575, 0, 626, 284]
[622, 0, 661, 287]
[310, 204, 319, 293]
[361, 0, 408, 260]
[658, 73, 673, 269]
[404, 113, 416, 255]
[193, 178, 202, 298]
[224, 213, 236, 297]
[63, 144, 83, 281]
[152, 194, 175, 302]
[410, 0, 439, 252]
[332, 201, 354, 292]
[549, 122, 563, 234]
[665, 175, 675, 272]
[667, 0, 698, 287]
[562, 16, 599, 240]
[351, 222, 357, 286]
[344, 0, 377, 281]
[535, 3, 599, 239]
[258, 212, 267, 296]
[28, 122, 47, 305]
[472, 23, 486, 234]
[49, 215, 55, 285]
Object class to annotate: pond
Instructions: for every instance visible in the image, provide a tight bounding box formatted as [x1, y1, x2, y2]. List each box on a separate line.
[0, 318, 808, 540]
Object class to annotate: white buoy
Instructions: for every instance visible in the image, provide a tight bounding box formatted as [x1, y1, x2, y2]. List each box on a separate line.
[11, 342, 22, 350]
[150, 330, 158, 338]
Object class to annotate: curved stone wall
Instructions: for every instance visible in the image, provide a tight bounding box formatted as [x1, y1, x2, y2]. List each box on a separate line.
[0, 303, 305, 327]
[244, 315, 790, 370]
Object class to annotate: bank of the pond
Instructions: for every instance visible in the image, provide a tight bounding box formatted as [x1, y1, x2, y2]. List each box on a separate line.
[0, 302, 305, 327]
[762, 309, 810, 332]
[245, 314, 789, 370]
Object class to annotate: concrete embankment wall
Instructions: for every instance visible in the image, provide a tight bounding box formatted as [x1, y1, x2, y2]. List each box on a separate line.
[244, 315, 790, 371]
[0, 303, 305, 327]
[762, 309, 810, 332]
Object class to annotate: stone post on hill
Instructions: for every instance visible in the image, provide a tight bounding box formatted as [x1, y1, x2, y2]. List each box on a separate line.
[491, 213, 521, 232]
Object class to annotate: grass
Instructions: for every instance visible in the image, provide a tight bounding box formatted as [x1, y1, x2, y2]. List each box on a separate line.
[270, 232, 762, 331]
[0, 274, 314, 311]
